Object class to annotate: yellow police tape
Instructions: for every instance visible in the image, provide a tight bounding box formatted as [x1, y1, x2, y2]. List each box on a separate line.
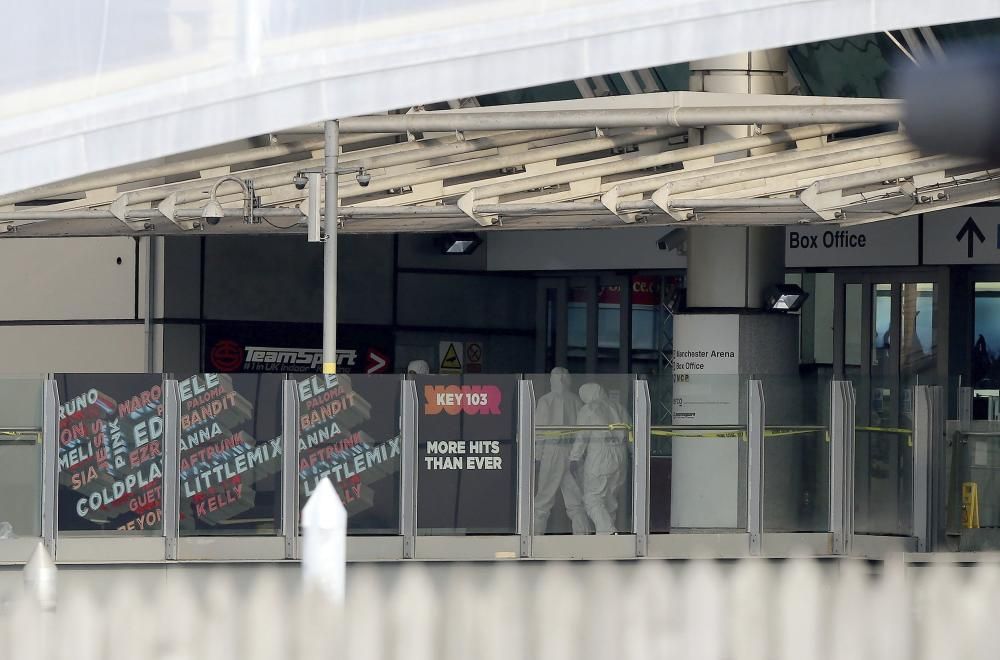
[855, 425, 914, 447]
[538, 424, 914, 446]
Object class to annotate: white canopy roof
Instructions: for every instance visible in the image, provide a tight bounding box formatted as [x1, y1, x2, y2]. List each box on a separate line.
[1, 0, 998, 198]
[2, 92, 997, 237]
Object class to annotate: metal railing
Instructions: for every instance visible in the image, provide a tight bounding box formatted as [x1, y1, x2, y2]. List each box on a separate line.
[0, 376, 946, 563]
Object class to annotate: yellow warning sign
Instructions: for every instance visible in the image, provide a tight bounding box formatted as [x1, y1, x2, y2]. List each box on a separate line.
[962, 482, 981, 529]
[439, 341, 463, 373]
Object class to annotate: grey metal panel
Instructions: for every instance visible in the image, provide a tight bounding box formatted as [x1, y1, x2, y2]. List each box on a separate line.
[760, 533, 834, 556]
[0, 538, 43, 564]
[0, 238, 137, 320]
[646, 533, 750, 558]
[517, 380, 535, 558]
[162, 379, 180, 560]
[176, 536, 285, 561]
[346, 536, 404, 561]
[913, 386, 931, 552]
[413, 536, 520, 561]
[531, 534, 636, 560]
[281, 380, 299, 559]
[400, 380, 418, 559]
[41, 379, 58, 556]
[850, 534, 917, 558]
[845, 383, 857, 555]
[747, 379, 764, 556]
[829, 381, 849, 555]
[633, 379, 651, 557]
[56, 536, 166, 563]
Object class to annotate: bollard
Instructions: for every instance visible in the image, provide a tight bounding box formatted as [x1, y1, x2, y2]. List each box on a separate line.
[23, 541, 56, 611]
[301, 478, 347, 604]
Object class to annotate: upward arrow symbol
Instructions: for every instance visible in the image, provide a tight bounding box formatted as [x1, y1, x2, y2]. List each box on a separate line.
[956, 217, 986, 258]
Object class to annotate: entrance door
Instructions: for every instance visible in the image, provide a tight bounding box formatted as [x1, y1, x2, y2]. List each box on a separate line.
[835, 271, 943, 536]
[536, 275, 631, 374]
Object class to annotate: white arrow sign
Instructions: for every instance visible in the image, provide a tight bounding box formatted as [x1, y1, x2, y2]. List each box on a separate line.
[366, 350, 387, 374]
[301, 478, 347, 604]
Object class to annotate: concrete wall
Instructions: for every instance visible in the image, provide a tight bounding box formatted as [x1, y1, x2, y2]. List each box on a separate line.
[0, 237, 150, 374]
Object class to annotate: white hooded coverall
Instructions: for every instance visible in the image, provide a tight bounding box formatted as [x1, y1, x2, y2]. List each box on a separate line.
[533, 368, 589, 534]
[571, 383, 630, 534]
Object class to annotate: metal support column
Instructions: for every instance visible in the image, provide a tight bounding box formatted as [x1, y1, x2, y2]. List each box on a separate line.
[958, 386, 973, 432]
[829, 380, 855, 555]
[281, 379, 300, 559]
[41, 379, 59, 556]
[162, 379, 180, 560]
[323, 120, 339, 375]
[747, 379, 765, 556]
[400, 379, 418, 559]
[517, 380, 535, 557]
[633, 379, 651, 557]
[913, 385, 943, 552]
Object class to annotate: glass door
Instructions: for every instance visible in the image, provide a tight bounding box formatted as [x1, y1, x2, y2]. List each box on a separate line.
[835, 271, 941, 536]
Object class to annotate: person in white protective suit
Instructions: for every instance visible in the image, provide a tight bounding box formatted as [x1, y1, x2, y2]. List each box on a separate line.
[570, 383, 631, 534]
[406, 360, 430, 375]
[533, 368, 589, 535]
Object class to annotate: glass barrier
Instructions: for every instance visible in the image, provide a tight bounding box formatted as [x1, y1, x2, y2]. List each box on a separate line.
[952, 428, 1000, 547]
[852, 377, 913, 537]
[54, 374, 164, 534]
[178, 373, 283, 536]
[415, 374, 518, 535]
[528, 373, 633, 535]
[650, 373, 748, 533]
[0, 377, 44, 540]
[297, 374, 402, 535]
[761, 376, 831, 533]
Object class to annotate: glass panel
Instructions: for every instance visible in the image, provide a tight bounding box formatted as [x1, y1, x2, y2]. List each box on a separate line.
[0, 377, 43, 539]
[900, 282, 936, 392]
[650, 373, 748, 532]
[954, 429, 1000, 546]
[178, 373, 283, 536]
[416, 374, 518, 535]
[567, 283, 588, 373]
[597, 279, 621, 373]
[761, 376, 831, 532]
[853, 424, 913, 536]
[787, 33, 897, 98]
[973, 282, 1000, 416]
[297, 374, 402, 535]
[55, 374, 164, 534]
[529, 372, 633, 535]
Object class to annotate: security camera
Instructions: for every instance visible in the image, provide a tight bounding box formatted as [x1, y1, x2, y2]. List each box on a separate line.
[355, 169, 372, 187]
[292, 173, 308, 190]
[202, 199, 225, 226]
[657, 228, 687, 254]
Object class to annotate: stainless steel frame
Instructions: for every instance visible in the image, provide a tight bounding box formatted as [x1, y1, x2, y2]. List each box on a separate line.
[6, 373, 947, 565]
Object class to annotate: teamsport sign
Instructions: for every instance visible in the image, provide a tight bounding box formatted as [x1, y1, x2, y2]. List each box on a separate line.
[57, 374, 165, 532]
[416, 375, 517, 533]
[297, 373, 403, 534]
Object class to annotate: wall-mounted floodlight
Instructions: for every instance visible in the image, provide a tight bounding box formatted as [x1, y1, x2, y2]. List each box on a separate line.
[203, 176, 251, 226]
[436, 233, 481, 255]
[765, 283, 809, 312]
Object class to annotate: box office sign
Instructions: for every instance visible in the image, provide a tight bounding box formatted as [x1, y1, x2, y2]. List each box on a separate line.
[416, 374, 517, 534]
[297, 373, 402, 535]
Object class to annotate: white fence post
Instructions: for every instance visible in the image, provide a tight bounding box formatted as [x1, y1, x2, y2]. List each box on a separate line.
[301, 478, 347, 604]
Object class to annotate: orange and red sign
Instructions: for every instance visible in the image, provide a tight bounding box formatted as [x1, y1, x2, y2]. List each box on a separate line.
[424, 385, 502, 415]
